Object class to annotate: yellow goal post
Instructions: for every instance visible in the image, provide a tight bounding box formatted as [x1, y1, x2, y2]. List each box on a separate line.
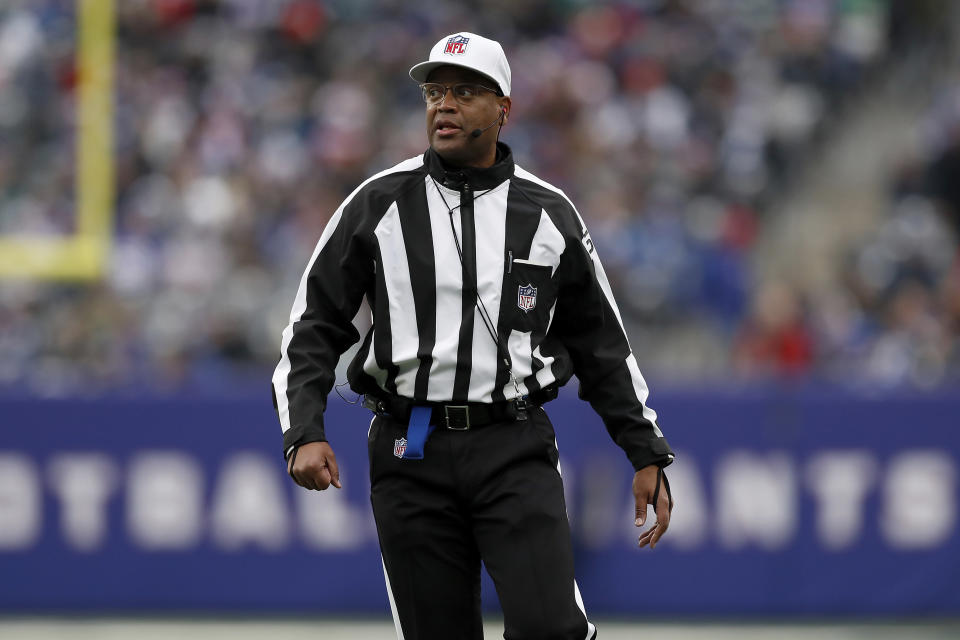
[0, 0, 114, 281]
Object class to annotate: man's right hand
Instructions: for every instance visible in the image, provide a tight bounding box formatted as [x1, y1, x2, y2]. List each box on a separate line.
[287, 441, 342, 490]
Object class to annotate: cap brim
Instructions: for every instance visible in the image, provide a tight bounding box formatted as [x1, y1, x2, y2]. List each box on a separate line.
[409, 61, 501, 93]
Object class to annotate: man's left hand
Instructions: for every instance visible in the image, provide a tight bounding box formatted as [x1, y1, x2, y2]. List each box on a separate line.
[633, 464, 673, 549]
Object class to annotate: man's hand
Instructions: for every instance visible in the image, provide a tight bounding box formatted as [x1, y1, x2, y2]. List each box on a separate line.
[633, 464, 673, 549]
[287, 441, 342, 491]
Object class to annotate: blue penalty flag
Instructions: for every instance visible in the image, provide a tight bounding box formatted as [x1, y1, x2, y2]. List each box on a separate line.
[402, 406, 435, 460]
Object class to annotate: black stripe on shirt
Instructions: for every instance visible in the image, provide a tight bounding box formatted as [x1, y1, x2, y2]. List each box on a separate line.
[397, 182, 437, 400]
[452, 188, 477, 401]
[491, 180, 545, 402]
[372, 242, 400, 395]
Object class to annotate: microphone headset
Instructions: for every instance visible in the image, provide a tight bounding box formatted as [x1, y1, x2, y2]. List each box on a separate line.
[470, 107, 507, 139]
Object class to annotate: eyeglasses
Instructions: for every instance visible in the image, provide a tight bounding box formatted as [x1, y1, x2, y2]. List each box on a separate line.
[419, 82, 499, 105]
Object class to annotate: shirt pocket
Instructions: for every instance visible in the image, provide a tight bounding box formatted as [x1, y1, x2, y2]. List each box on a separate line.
[504, 259, 556, 333]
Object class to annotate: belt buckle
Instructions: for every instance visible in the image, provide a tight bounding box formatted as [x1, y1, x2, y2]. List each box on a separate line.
[444, 405, 470, 430]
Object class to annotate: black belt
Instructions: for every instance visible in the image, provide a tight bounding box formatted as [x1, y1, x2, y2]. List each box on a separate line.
[363, 388, 558, 430]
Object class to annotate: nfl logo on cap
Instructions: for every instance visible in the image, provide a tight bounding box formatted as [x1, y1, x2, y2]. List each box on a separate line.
[409, 32, 512, 97]
[444, 34, 469, 55]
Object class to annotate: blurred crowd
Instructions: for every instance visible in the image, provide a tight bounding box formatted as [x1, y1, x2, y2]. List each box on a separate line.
[813, 74, 960, 389]
[0, 0, 956, 395]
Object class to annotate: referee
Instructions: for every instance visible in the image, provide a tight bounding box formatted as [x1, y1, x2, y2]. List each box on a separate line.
[273, 32, 675, 640]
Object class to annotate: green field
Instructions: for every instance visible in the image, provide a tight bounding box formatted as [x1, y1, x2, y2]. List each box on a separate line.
[1, 619, 958, 640]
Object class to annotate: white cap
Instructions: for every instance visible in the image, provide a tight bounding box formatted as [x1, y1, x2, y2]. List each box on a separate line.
[409, 32, 511, 97]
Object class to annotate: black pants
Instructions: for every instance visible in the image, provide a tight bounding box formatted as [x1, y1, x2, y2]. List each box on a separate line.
[368, 406, 597, 640]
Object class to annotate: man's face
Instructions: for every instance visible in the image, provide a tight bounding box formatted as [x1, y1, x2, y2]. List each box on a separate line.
[424, 66, 510, 168]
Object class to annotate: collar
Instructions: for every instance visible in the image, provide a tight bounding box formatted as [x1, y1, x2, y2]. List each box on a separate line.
[425, 142, 514, 191]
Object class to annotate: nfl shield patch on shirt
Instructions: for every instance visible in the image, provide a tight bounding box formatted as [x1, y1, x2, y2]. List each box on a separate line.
[518, 284, 537, 311]
[393, 437, 407, 458]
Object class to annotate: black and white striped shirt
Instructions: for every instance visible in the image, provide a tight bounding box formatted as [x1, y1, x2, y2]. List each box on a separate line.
[272, 143, 674, 471]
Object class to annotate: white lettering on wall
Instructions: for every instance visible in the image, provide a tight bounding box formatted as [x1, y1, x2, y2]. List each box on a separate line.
[0, 453, 41, 550]
[0, 445, 956, 555]
[127, 452, 203, 549]
[717, 451, 796, 550]
[296, 466, 371, 550]
[48, 454, 117, 552]
[210, 452, 289, 551]
[806, 451, 876, 550]
[882, 450, 956, 550]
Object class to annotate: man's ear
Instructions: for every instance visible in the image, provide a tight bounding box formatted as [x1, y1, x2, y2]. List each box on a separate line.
[498, 96, 512, 122]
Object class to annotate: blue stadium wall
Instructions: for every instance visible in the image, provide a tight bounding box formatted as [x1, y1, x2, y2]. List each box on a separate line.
[1, 385, 958, 616]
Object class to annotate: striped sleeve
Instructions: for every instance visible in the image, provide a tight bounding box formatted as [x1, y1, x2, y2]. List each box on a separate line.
[515, 168, 674, 471]
[554, 215, 675, 471]
[271, 156, 423, 457]
[271, 202, 368, 457]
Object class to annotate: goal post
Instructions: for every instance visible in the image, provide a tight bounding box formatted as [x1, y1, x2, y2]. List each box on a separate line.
[0, 0, 114, 281]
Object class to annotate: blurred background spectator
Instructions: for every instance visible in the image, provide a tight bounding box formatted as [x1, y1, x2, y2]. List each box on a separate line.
[0, 0, 957, 396]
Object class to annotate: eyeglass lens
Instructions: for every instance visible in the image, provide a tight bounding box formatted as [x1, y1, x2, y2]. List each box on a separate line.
[421, 83, 492, 104]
